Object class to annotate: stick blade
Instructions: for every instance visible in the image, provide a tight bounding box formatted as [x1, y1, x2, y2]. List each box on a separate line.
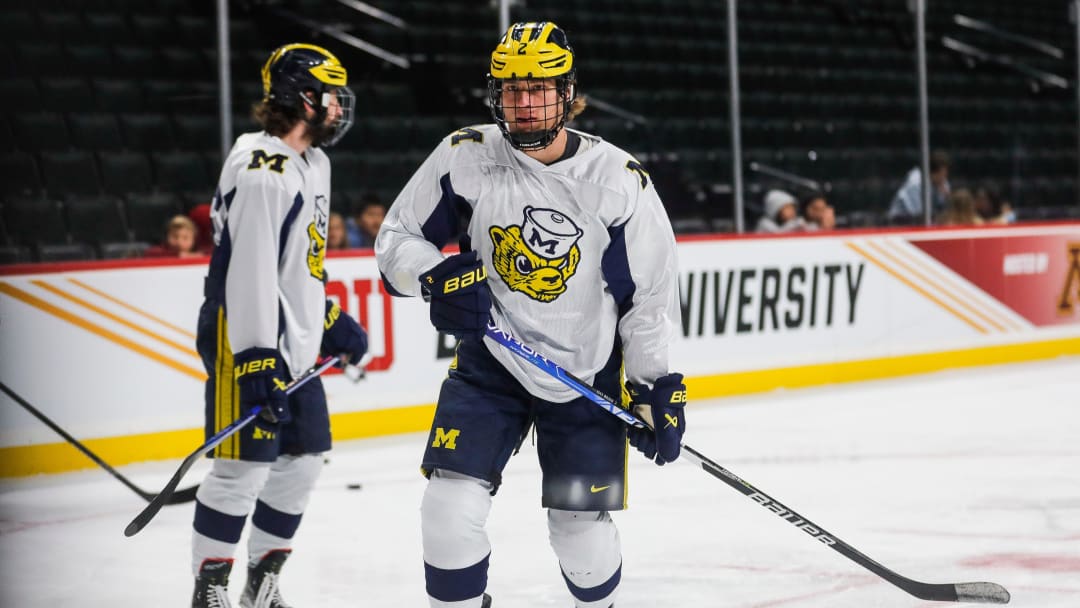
[124, 494, 167, 537]
[955, 582, 1011, 604]
[166, 484, 199, 504]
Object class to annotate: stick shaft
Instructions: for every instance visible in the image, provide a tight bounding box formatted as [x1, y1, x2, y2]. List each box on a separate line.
[484, 324, 1009, 604]
[123, 357, 338, 536]
[1, 382, 198, 503]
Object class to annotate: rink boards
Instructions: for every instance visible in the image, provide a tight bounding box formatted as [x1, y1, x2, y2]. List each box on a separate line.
[1, 223, 1078, 475]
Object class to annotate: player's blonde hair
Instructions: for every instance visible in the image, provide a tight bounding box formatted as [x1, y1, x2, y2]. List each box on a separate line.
[568, 95, 587, 121]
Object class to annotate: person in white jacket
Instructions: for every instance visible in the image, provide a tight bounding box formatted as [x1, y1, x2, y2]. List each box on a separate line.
[755, 189, 808, 233]
[887, 151, 951, 224]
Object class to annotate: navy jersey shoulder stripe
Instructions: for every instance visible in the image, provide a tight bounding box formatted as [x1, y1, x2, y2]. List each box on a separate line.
[600, 221, 635, 318]
[204, 187, 237, 303]
[279, 192, 305, 263]
[421, 173, 473, 250]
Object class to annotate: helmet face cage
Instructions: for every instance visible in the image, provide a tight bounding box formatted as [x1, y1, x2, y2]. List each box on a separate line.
[262, 44, 354, 147]
[486, 22, 576, 151]
[307, 85, 355, 148]
[488, 73, 575, 151]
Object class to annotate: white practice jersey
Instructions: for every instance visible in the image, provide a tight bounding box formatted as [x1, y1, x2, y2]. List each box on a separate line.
[206, 131, 331, 377]
[376, 124, 680, 402]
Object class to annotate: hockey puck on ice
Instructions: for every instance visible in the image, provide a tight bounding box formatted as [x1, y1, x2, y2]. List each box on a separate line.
[346, 483, 363, 490]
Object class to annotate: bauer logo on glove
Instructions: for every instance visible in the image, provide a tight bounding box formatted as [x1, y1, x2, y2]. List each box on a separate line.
[419, 251, 492, 341]
[321, 300, 368, 366]
[626, 373, 687, 465]
[231, 347, 291, 424]
[439, 265, 487, 294]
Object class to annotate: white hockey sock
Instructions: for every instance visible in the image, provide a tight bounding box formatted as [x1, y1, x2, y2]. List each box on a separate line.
[422, 470, 493, 607]
[192, 459, 271, 576]
[548, 509, 622, 608]
[248, 454, 323, 566]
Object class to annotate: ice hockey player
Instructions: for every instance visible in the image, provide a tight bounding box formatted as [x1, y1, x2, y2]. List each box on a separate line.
[376, 21, 687, 608]
[190, 43, 369, 608]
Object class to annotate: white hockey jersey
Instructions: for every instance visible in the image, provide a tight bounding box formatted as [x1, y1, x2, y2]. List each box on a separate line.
[376, 124, 680, 402]
[205, 131, 331, 377]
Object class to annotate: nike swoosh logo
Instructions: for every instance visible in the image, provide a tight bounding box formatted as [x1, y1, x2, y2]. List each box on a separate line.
[590, 484, 611, 493]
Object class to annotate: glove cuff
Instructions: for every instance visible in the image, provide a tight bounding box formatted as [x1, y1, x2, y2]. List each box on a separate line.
[324, 300, 342, 330]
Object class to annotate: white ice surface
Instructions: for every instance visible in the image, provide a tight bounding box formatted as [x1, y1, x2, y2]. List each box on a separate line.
[1, 358, 1078, 607]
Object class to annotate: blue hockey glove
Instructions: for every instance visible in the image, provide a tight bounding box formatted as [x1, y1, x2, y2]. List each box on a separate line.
[419, 251, 492, 341]
[232, 347, 290, 424]
[321, 300, 368, 366]
[626, 373, 687, 465]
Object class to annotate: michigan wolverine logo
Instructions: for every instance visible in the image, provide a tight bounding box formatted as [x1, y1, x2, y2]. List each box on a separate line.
[307, 199, 329, 281]
[490, 207, 583, 302]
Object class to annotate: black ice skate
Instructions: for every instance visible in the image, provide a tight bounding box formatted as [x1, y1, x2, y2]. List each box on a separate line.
[481, 593, 492, 607]
[240, 549, 293, 608]
[192, 559, 234, 608]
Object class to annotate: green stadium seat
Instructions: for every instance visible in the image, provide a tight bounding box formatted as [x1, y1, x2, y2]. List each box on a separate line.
[93, 79, 144, 112]
[66, 44, 115, 77]
[125, 191, 182, 242]
[40, 150, 101, 196]
[99, 150, 154, 194]
[11, 112, 70, 152]
[151, 150, 210, 193]
[69, 113, 124, 150]
[172, 115, 219, 149]
[120, 113, 174, 150]
[83, 13, 133, 44]
[0, 244, 33, 264]
[64, 194, 130, 245]
[37, 242, 95, 262]
[2, 196, 68, 247]
[0, 151, 43, 196]
[39, 77, 94, 112]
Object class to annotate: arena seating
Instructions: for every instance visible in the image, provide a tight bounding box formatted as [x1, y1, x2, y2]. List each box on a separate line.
[0, 0, 1076, 260]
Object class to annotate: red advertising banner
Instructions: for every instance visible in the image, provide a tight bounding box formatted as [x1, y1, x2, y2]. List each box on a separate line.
[910, 233, 1080, 327]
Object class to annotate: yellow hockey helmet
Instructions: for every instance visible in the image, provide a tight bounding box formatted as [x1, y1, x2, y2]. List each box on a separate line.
[487, 22, 577, 151]
[261, 43, 354, 147]
[489, 21, 574, 79]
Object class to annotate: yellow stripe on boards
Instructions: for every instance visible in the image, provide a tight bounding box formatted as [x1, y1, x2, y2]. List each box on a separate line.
[0, 405, 437, 477]
[329, 404, 437, 438]
[0, 281, 206, 381]
[32, 280, 201, 356]
[689, 336, 1080, 399]
[863, 242, 1007, 332]
[3, 336, 1079, 477]
[67, 278, 198, 339]
[0, 428, 203, 477]
[845, 243, 988, 333]
[876, 242, 1025, 332]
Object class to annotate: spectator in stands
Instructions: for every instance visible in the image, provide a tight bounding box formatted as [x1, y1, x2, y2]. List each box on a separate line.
[974, 187, 1016, 225]
[887, 150, 951, 224]
[800, 192, 836, 230]
[188, 203, 214, 254]
[328, 211, 349, 250]
[144, 214, 202, 258]
[937, 188, 982, 226]
[347, 195, 387, 248]
[755, 189, 808, 233]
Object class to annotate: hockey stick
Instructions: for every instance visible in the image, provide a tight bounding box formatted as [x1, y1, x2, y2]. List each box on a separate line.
[0, 382, 199, 504]
[123, 356, 339, 537]
[484, 322, 1010, 604]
